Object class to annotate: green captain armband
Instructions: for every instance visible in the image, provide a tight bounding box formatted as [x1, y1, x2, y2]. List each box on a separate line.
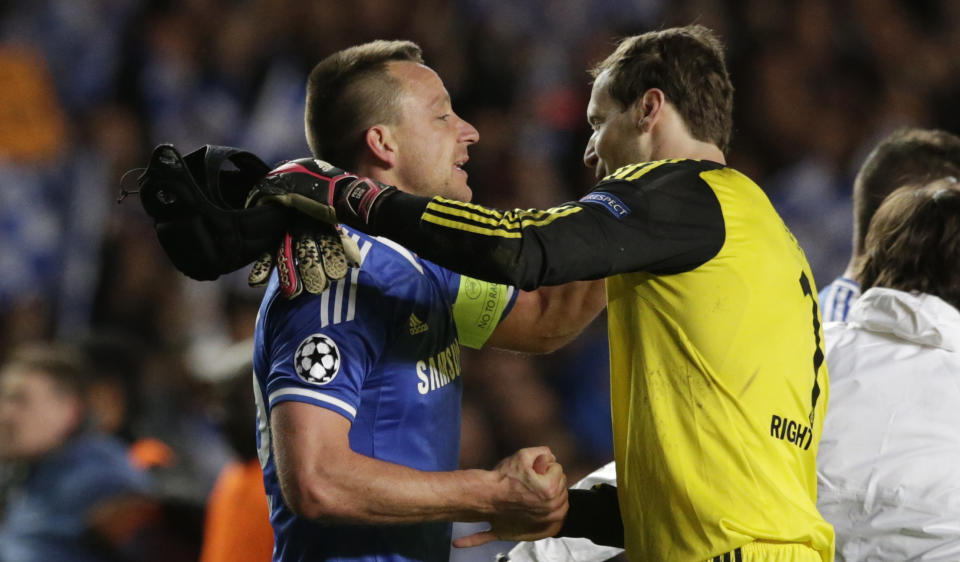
[452, 276, 514, 349]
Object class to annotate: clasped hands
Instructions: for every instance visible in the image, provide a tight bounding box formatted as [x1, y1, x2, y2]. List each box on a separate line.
[457, 446, 569, 548]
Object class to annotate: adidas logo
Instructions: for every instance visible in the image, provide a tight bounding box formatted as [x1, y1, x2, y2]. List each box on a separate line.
[409, 314, 429, 335]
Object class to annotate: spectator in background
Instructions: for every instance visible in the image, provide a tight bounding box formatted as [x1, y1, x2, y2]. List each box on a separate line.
[78, 332, 208, 560]
[200, 359, 273, 562]
[819, 128, 960, 321]
[76, 332, 144, 444]
[0, 343, 153, 562]
[818, 178, 960, 561]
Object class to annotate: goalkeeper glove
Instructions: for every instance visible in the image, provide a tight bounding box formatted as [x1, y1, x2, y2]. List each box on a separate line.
[246, 215, 362, 298]
[135, 143, 286, 281]
[245, 158, 397, 234]
[133, 144, 361, 296]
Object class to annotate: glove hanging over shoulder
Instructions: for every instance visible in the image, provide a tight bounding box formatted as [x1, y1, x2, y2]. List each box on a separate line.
[244, 157, 386, 298]
[136, 143, 287, 281]
[132, 144, 362, 297]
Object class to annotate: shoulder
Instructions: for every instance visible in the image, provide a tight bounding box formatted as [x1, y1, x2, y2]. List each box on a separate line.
[822, 318, 887, 386]
[819, 277, 861, 323]
[823, 321, 856, 353]
[343, 226, 442, 288]
[358, 228, 462, 303]
[819, 277, 860, 300]
[261, 228, 431, 322]
[585, 159, 727, 215]
[597, 159, 724, 189]
[582, 159, 727, 232]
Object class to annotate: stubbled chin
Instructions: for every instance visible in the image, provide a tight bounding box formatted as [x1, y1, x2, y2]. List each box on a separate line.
[451, 183, 473, 203]
[451, 170, 472, 199]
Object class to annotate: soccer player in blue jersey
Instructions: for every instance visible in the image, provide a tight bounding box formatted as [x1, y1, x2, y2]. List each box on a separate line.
[819, 128, 960, 322]
[252, 40, 605, 561]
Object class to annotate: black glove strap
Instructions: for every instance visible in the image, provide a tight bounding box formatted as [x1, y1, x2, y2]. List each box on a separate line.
[184, 145, 270, 209]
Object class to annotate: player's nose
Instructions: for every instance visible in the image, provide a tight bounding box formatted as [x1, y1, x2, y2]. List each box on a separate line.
[583, 135, 598, 169]
[458, 116, 479, 145]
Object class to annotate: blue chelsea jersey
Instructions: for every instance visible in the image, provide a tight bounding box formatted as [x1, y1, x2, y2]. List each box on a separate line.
[253, 228, 516, 562]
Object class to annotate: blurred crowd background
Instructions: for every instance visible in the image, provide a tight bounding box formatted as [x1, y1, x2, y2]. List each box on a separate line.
[1, 0, 959, 558]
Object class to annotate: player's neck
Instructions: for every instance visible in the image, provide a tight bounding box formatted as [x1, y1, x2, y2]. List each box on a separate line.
[356, 164, 408, 193]
[651, 135, 725, 165]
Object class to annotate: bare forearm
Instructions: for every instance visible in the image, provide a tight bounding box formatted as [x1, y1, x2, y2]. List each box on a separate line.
[530, 280, 606, 348]
[487, 280, 606, 353]
[273, 404, 564, 531]
[287, 450, 501, 524]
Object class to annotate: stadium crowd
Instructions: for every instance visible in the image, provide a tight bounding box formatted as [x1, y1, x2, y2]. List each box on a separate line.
[1, 0, 960, 560]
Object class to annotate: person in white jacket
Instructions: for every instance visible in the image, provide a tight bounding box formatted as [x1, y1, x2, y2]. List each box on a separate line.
[818, 177, 960, 562]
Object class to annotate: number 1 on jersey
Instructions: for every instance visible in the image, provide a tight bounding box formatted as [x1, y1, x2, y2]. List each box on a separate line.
[799, 272, 824, 426]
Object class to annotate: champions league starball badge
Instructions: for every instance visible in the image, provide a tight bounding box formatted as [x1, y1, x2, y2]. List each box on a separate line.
[294, 334, 341, 385]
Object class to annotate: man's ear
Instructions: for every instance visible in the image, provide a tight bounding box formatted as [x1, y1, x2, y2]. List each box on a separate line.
[364, 125, 398, 168]
[635, 88, 666, 132]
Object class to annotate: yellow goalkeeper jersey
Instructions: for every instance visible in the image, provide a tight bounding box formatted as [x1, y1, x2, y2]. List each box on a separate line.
[376, 159, 835, 561]
[604, 162, 833, 560]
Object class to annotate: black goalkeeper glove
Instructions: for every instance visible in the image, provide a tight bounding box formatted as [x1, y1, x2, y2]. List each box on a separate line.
[133, 144, 361, 297]
[135, 143, 286, 281]
[245, 157, 398, 234]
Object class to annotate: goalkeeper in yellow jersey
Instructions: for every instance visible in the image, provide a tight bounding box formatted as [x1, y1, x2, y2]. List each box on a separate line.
[243, 25, 834, 562]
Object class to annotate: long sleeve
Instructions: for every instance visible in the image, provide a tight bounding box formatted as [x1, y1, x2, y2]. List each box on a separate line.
[374, 159, 726, 290]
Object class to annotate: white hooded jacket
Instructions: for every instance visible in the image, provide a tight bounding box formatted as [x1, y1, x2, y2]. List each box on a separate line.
[818, 287, 960, 562]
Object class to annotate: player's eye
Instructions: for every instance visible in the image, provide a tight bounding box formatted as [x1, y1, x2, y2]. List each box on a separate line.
[438, 114, 451, 121]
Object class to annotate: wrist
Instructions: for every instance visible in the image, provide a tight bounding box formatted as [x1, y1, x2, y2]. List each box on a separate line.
[335, 177, 396, 233]
[365, 184, 397, 232]
[457, 468, 504, 519]
[485, 465, 528, 515]
[367, 189, 432, 240]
